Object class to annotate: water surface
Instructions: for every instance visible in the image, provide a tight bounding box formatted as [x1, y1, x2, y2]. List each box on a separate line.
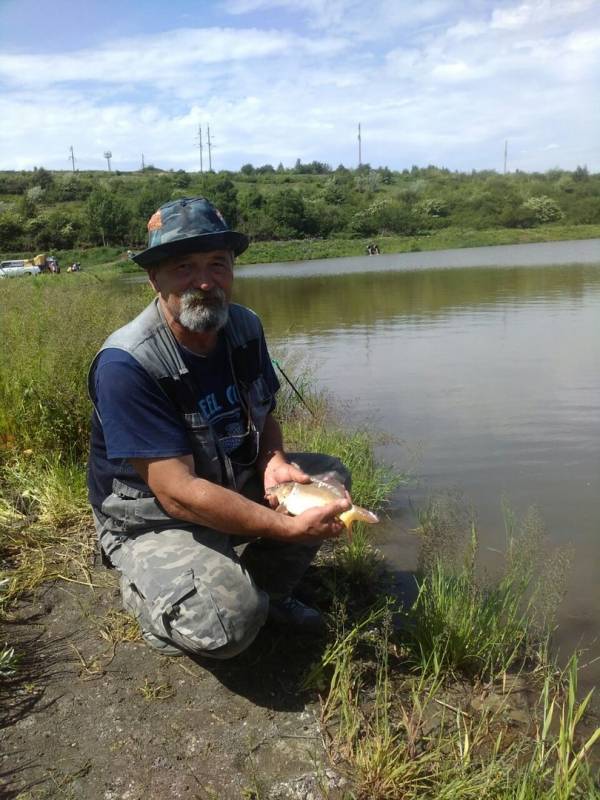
[234, 240, 600, 685]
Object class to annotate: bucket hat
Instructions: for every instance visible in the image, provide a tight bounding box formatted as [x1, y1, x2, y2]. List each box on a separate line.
[133, 196, 249, 268]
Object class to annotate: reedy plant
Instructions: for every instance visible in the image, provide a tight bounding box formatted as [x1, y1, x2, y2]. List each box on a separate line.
[0, 276, 151, 458]
[313, 603, 600, 799]
[405, 501, 569, 681]
[0, 452, 95, 611]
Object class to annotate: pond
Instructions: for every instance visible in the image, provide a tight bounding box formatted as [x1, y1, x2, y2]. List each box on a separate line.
[234, 239, 600, 687]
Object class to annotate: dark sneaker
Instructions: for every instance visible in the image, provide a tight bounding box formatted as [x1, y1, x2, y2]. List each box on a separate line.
[267, 596, 326, 634]
[142, 630, 186, 657]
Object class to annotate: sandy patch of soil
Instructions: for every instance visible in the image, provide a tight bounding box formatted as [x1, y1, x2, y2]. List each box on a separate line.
[1, 565, 348, 800]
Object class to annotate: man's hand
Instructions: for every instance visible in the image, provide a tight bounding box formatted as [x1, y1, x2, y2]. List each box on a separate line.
[286, 499, 351, 543]
[263, 450, 311, 508]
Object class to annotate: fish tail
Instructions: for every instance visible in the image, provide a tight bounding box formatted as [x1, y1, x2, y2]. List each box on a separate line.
[339, 506, 379, 530]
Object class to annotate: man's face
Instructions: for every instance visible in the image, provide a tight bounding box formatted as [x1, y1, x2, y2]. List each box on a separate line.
[149, 249, 234, 334]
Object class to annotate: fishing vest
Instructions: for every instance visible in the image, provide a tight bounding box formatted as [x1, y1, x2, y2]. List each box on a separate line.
[88, 297, 274, 494]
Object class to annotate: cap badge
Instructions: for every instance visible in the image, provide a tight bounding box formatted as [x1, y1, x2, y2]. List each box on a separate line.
[147, 210, 162, 232]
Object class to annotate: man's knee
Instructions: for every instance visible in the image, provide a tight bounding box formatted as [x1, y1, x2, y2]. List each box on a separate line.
[288, 452, 352, 491]
[123, 566, 268, 659]
[173, 577, 269, 659]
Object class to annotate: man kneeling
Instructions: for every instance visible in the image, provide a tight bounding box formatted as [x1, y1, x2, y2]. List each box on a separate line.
[87, 197, 351, 657]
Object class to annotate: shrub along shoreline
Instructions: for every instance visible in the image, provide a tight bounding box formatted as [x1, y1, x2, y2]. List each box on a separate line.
[1, 275, 599, 796]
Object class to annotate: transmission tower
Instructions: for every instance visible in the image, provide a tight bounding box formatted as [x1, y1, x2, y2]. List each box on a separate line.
[207, 125, 213, 171]
[69, 145, 76, 172]
[195, 125, 204, 173]
[104, 151, 112, 171]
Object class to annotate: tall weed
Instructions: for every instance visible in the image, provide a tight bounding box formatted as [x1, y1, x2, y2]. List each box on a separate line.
[0, 276, 151, 458]
[405, 498, 570, 680]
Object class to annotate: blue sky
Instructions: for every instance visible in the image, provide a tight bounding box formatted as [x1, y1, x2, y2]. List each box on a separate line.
[0, 0, 599, 173]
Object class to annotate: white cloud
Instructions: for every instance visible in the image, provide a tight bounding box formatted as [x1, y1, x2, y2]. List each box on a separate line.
[1, 1, 599, 172]
[491, 0, 596, 30]
[0, 26, 347, 88]
[224, 0, 452, 37]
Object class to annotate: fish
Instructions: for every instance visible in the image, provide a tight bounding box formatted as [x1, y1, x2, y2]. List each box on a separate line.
[266, 472, 379, 532]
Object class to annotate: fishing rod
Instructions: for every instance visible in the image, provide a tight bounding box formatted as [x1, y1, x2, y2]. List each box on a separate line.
[271, 358, 315, 417]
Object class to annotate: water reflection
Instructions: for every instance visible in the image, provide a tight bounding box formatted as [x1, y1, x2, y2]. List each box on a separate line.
[235, 263, 600, 336]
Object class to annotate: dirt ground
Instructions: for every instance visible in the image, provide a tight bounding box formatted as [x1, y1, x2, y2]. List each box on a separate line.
[0, 561, 351, 800]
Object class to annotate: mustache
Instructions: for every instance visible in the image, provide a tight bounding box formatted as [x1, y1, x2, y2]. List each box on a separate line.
[182, 288, 227, 306]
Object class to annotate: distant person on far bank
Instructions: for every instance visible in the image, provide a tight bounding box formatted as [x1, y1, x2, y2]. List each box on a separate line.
[87, 197, 352, 658]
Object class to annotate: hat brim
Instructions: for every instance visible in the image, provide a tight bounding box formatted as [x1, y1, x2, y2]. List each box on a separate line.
[132, 230, 249, 268]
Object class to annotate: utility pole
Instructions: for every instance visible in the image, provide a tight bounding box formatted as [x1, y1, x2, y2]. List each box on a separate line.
[69, 145, 76, 172]
[358, 122, 362, 167]
[141, 152, 145, 170]
[503, 139, 508, 174]
[207, 124, 213, 171]
[195, 125, 204, 173]
[104, 151, 112, 171]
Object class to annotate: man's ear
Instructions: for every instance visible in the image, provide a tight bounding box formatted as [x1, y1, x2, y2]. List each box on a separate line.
[147, 267, 160, 292]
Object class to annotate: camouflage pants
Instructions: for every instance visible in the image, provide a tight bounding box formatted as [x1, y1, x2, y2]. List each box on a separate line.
[93, 453, 350, 659]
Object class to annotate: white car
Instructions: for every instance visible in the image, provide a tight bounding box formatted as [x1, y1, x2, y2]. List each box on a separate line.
[0, 260, 41, 278]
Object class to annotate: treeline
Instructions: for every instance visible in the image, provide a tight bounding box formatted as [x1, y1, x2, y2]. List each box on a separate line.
[0, 162, 599, 253]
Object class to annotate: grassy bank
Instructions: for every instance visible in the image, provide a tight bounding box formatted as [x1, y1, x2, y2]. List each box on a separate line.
[2, 222, 600, 274]
[236, 223, 600, 265]
[307, 500, 599, 798]
[1, 274, 599, 796]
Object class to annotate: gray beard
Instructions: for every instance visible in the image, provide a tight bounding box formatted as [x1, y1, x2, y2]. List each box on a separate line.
[177, 288, 229, 333]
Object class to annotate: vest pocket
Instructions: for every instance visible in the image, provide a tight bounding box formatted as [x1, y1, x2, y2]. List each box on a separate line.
[247, 376, 272, 431]
[182, 412, 223, 483]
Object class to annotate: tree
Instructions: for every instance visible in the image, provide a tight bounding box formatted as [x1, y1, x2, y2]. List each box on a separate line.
[86, 186, 131, 246]
[209, 178, 239, 228]
[174, 170, 191, 188]
[265, 188, 306, 237]
[32, 166, 54, 190]
[136, 179, 175, 221]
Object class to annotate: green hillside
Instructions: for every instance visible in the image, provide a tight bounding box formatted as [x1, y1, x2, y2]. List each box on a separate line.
[1, 162, 600, 264]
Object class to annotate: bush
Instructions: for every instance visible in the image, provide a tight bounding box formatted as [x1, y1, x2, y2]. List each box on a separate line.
[524, 195, 563, 224]
[500, 203, 539, 228]
[0, 211, 24, 250]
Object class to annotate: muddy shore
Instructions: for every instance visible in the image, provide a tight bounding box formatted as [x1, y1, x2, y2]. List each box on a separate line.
[1, 559, 349, 800]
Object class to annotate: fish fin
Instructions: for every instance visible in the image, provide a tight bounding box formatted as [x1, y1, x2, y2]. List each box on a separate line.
[310, 472, 347, 498]
[339, 506, 379, 529]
